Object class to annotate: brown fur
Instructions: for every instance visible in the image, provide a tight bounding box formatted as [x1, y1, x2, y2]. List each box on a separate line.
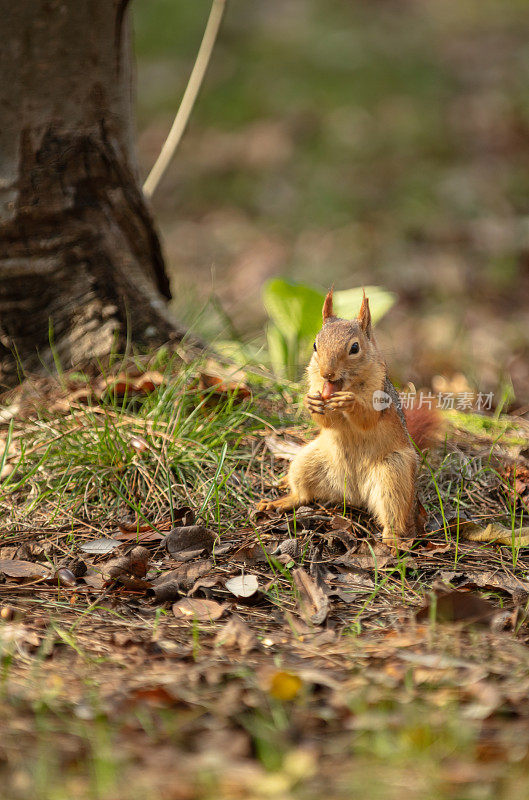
[260, 290, 421, 550]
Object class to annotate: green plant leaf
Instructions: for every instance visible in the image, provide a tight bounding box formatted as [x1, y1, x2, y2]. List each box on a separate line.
[266, 323, 290, 379]
[262, 279, 324, 344]
[333, 286, 396, 323]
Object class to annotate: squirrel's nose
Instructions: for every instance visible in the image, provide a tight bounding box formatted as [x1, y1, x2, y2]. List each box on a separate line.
[321, 370, 336, 381]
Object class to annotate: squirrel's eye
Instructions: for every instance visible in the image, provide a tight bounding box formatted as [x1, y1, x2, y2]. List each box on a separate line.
[313, 342, 317, 352]
[349, 342, 359, 355]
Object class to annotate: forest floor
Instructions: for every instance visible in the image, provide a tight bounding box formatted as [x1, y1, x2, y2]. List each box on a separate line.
[2, 354, 529, 799]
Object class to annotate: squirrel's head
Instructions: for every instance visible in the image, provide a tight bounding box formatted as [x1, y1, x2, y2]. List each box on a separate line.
[308, 288, 385, 398]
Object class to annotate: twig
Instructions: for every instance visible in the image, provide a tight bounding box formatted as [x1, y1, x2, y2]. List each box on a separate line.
[142, 0, 227, 199]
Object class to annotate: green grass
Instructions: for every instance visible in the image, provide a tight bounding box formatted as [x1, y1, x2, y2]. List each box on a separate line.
[0, 356, 293, 532]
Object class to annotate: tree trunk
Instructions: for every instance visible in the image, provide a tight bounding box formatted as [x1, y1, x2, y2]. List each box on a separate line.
[0, 0, 184, 390]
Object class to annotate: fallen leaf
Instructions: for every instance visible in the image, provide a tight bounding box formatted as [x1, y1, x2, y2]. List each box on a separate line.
[113, 529, 164, 543]
[105, 546, 150, 578]
[152, 559, 214, 601]
[102, 546, 151, 590]
[172, 598, 227, 622]
[149, 639, 193, 658]
[460, 521, 529, 546]
[330, 515, 353, 531]
[80, 538, 121, 555]
[336, 546, 395, 571]
[439, 569, 529, 601]
[416, 589, 497, 625]
[82, 568, 105, 590]
[189, 576, 222, 596]
[0, 559, 51, 580]
[225, 574, 260, 600]
[502, 464, 529, 511]
[151, 580, 181, 603]
[98, 370, 165, 398]
[232, 543, 271, 564]
[117, 515, 179, 533]
[326, 570, 376, 601]
[198, 372, 251, 402]
[292, 567, 329, 625]
[215, 614, 258, 654]
[165, 525, 217, 559]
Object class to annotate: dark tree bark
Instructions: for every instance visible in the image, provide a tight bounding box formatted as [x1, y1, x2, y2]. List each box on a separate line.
[0, 0, 184, 389]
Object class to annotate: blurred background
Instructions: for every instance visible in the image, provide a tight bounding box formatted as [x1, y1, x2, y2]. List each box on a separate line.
[133, 0, 529, 403]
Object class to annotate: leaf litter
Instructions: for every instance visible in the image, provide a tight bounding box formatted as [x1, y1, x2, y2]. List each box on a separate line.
[2, 370, 529, 798]
[225, 573, 260, 600]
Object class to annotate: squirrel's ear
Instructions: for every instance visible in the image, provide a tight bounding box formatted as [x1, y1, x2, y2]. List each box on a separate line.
[357, 290, 372, 338]
[322, 287, 334, 323]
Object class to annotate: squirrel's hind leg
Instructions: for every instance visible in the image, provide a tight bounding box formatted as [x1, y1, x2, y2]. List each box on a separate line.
[367, 450, 417, 550]
[257, 438, 334, 514]
[257, 492, 300, 514]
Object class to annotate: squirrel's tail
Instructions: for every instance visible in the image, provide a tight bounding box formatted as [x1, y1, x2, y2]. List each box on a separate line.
[405, 407, 441, 452]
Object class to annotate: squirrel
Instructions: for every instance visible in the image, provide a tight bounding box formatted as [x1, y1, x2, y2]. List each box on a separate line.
[259, 289, 438, 549]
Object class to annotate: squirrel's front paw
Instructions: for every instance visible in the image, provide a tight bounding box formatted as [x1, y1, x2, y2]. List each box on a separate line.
[305, 392, 325, 415]
[325, 391, 356, 411]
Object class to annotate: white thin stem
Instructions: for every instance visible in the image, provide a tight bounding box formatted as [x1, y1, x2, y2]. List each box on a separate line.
[142, 0, 227, 200]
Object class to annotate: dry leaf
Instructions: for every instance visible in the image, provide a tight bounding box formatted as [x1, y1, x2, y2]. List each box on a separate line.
[198, 372, 251, 402]
[0, 559, 51, 580]
[113, 529, 164, 543]
[439, 569, 529, 601]
[336, 547, 395, 571]
[165, 525, 217, 559]
[102, 546, 151, 590]
[460, 521, 529, 547]
[232, 543, 271, 564]
[151, 580, 181, 603]
[292, 567, 329, 625]
[80, 538, 121, 555]
[416, 589, 497, 625]
[172, 598, 227, 622]
[106, 546, 150, 578]
[98, 370, 165, 398]
[225, 574, 259, 600]
[502, 464, 529, 511]
[326, 570, 376, 601]
[189, 576, 222, 596]
[82, 568, 105, 590]
[330, 515, 352, 531]
[0, 623, 42, 654]
[117, 515, 181, 533]
[215, 614, 258, 654]
[152, 559, 214, 601]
